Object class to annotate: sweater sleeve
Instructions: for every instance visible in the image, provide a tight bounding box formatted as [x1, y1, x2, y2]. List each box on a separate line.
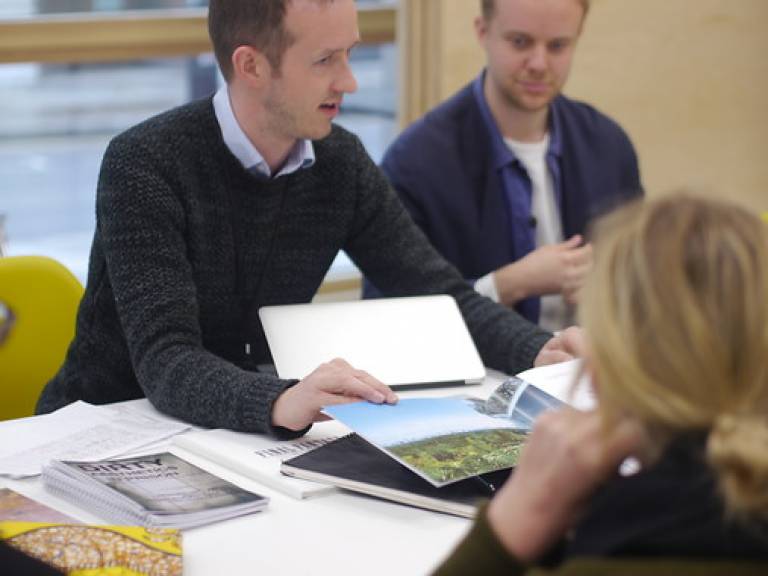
[432, 505, 529, 576]
[344, 136, 552, 375]
[95, 136, 304, 437]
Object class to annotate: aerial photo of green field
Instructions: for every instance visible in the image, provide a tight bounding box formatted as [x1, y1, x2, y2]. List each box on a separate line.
[388, 428, 527, 485]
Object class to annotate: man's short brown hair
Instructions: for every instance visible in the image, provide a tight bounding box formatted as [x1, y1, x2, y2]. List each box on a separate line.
[209, 0, 292, 81]
[209, 0, 334, 82]
[480, 0, 590, 21]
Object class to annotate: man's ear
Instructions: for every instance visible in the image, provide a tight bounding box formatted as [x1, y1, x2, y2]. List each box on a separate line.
[231, 45, 271, 87]
[474, 15, 488, 45]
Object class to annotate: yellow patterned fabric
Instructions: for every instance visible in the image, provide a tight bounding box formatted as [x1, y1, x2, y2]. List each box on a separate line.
[0, 521, 182, 576]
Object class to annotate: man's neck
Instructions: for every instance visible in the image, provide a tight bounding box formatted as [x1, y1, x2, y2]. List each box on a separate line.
[484, 77, 550, 143]
[229, 84, 295, 174]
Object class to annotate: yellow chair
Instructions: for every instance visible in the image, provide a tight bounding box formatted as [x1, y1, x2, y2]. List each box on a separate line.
[762, 212, 768, 223]
[0, 256, 83, 420]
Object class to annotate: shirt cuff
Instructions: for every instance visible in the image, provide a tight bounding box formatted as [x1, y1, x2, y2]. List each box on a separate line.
[474, 272, 500, 303]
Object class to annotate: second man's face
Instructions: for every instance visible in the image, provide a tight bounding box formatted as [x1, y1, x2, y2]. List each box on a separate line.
[478, 0, 584, 114]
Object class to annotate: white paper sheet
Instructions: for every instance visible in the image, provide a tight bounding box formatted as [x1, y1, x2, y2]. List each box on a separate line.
[0, 401, 191, 478]
[516, 358, 596, 410]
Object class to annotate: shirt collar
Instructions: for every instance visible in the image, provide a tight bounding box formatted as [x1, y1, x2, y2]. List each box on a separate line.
[213, 85, 315, 179]
[472, 70, 561, 169]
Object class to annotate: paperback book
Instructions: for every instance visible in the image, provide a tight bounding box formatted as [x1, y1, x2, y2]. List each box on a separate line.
[42, 452, 268, 529]
[321, 377, 565, 487]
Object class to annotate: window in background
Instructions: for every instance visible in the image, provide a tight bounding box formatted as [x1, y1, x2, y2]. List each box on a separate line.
[0, 2, 397, 285]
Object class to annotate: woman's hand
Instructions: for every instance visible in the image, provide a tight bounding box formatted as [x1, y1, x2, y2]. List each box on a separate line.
[486, 409, 644, 563]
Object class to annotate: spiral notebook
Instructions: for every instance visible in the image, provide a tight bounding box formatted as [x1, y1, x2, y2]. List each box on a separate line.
[281, 433, 511, 518]
[42, 452, 268, 529]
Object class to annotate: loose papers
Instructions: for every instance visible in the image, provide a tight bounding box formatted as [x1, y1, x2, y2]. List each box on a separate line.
[0, 400, 191, 478]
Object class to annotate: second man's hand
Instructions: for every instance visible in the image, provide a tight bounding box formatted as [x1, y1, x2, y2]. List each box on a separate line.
[271, 357, 398, 431]
[494, 235, 593, 306]
[534, 325, 585, 366]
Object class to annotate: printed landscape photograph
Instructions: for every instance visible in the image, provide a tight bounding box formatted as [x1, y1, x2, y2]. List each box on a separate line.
[324, 397, 528, 486]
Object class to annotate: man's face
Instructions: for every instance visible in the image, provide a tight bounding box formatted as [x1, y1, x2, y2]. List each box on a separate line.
[262, 0, 359, 142]
[477, 0, 584, 114]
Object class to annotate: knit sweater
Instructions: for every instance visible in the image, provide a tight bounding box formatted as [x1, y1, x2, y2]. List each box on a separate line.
[37, 98, 551, 435]
[433, 507, 768, 576]
[434, 438, 768, 575]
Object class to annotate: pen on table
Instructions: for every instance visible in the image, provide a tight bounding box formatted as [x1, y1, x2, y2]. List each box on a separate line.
[473, 475, 496, 496]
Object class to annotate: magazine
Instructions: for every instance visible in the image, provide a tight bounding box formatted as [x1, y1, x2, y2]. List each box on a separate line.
[322, 377, 565, 487]
[0, 521, 182, 576]
[42, 452, 268, 529]
[0, 487, 79, 524]
[515, 359, 595, 410]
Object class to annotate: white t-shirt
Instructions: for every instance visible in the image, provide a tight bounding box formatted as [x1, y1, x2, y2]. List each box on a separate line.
[474, 134, 572, 331]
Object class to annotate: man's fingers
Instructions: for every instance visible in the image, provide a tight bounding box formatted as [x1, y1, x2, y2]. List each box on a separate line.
[561, 235, 583, 249]
[562, 245, 592, 270]
[319, 393, 366, 407]
[323, 360, 397, 404]
[353, 369, 398, 403]
[559, 326, 586, 357]
[319, 376, 392, 408]
[535, 349, 574, 367]
[566, 258, 592, 281]
[328, 357, 354, 370]
[333, 374, 389, 404]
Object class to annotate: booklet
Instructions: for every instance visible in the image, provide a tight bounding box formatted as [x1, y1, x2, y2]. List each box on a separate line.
[42, 452, 268, 530]
[321, 377, 566, 487]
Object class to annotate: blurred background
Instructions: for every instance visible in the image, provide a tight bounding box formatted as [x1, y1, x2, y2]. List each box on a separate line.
[1, 0, 766, 295]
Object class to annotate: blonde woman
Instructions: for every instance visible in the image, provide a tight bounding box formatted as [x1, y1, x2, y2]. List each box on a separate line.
[435, 194, 768, 575]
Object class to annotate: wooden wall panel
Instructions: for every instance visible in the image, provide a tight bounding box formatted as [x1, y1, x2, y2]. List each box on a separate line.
[400, 0, 768, 212]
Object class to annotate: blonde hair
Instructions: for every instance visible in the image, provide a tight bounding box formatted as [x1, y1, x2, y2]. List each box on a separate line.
[579, 193, 768, 518]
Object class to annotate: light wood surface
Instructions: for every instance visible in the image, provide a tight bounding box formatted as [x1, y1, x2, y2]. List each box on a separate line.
[0, 6, 395, 64]
[397, 0, 768, 213]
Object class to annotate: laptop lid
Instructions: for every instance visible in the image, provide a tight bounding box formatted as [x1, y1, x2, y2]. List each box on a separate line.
[259, 295, 485, 389]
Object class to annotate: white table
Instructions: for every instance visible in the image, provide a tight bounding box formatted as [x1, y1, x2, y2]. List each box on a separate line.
[1, 374, 507, 576]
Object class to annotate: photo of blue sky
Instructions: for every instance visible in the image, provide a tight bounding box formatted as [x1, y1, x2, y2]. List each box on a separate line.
[324, 397, 520, 447]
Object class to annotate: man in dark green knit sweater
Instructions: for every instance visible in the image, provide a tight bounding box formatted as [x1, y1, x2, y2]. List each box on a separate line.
[37, 0, 576, 437]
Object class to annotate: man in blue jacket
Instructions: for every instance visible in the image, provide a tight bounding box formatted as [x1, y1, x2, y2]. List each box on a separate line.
[364, 0, 642, 331]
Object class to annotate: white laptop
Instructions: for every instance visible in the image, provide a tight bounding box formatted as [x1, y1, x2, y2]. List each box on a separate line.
[259, 295, 485, 389]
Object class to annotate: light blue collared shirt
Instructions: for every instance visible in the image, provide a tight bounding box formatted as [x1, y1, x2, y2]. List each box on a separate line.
[212, 86, 315, 179]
